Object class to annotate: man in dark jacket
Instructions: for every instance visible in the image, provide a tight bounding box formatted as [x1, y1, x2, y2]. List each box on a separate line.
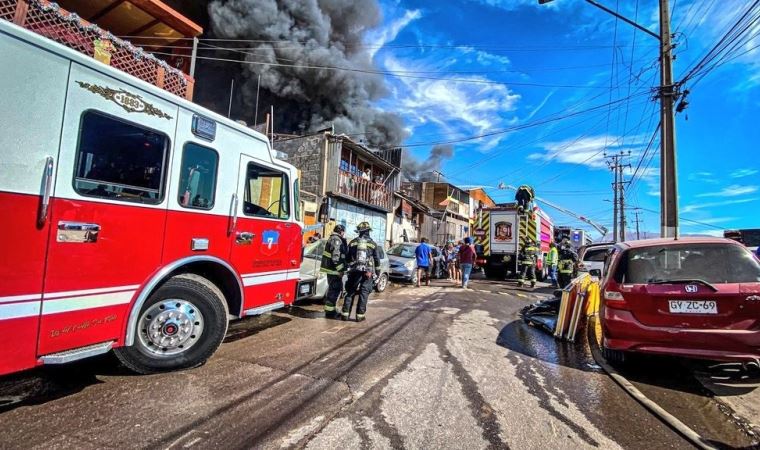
[342, 222, 381, 322]
[321, 224, 347, 318]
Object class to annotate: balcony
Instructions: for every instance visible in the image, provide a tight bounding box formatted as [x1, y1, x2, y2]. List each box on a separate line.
[336, 169, 393, 211]
[1, 0, 194, 99]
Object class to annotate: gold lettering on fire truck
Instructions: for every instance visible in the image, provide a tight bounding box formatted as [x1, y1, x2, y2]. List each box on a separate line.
[75, 81, 173, 120]
[49, 315, 117, 338]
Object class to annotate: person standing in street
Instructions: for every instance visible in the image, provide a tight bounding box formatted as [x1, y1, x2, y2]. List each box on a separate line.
[458, 237, 477, 289]
[547, 241, 559, 288]
[415, 238, 433, 287]
[557, 238, 578, 288]
[321, 224, 347, 319]
[342, 222, 380, 322]
[518, 238, 539, 288]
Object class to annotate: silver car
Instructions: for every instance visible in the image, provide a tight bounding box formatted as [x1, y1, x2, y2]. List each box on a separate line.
[299, 239, 391, 299]
[577, 242, 613, 275]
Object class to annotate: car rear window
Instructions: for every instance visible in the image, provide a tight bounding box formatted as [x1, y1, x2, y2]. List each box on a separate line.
[583, 248, 609, 262]
[617, 243, 760, 284]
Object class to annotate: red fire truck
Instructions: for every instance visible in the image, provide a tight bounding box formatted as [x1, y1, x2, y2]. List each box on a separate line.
[0, 19, 312, 375]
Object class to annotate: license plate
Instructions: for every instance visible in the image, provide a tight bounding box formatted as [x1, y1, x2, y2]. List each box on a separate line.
[299, 283, 312, 294]
[668, 300, 718, 314]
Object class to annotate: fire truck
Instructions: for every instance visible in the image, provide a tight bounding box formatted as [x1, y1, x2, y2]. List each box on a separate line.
[0, 19, 312, 376]
[473, 203, 554, 280]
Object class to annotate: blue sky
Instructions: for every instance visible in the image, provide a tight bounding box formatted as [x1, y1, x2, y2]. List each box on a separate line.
[364, 0, 759, 238]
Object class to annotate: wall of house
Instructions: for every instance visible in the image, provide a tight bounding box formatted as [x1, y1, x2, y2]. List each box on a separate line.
[275, 135, 325, 196]
[329, 198, 388, 247]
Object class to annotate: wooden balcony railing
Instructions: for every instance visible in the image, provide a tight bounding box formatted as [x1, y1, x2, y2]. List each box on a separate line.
[337, 169, 392, 211]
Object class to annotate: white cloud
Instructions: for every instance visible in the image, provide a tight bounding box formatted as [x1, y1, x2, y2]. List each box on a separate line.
[687, 171, 720, 185]
[532, 133, 650, 169]
[365, 9, 422, 60]
[731, 168, 759, 178]
[382, 55, 521, 149]
[696, 184, 759, 198]
[681, 197, 758, 214]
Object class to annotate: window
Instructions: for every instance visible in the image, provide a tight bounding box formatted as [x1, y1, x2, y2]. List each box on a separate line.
[377, 246, 386, 260]
[304, 239, 326, 260]
[619, 243, 760, 284]
[243, 162, 290, 219]
[293, 179, 302, 221]
[74, 111, 168, 204]
[387, 244, 417, 258]
[178, 143, 218, 210]
[583, 248, 609, 262]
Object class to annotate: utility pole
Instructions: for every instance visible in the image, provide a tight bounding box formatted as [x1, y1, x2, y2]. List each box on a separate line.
[633, 209, 643, 240]
[606, 151, 631, 242]
[539, 0, 680, 238]
[659, 0, 679, 239]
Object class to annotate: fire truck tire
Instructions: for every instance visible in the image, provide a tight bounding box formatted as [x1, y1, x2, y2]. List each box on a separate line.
[115, 274, 229, 374]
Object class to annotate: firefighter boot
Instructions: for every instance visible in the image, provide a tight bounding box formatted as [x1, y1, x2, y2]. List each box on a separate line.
[530, 281, 536, 288]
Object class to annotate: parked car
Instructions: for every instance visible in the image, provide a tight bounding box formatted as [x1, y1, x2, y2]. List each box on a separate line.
[578, 242, 613, 275]
[596, 237, 760, 364]
[387, 242, 447, 284]
[299, 239, 391, 300]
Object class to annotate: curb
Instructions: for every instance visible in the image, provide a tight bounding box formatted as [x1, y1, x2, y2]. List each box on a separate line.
[586, 315, 718, 450]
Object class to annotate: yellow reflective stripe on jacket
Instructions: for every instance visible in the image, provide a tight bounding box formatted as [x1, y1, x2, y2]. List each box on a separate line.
[320, 267, 340, 275]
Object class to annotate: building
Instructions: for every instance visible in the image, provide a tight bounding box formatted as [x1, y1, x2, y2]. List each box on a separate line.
[390, 191, 437, 244]
[4, 0, 201, 99]
[276, 132, 402, 245]
[401, 182, 471, 244]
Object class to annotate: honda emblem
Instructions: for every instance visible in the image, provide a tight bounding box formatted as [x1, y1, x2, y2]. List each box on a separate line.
[685, 284, 698, 293]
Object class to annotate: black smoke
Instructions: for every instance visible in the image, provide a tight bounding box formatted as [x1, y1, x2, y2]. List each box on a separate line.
[198, 0, 407, 147]
[401, 144, 454, 181]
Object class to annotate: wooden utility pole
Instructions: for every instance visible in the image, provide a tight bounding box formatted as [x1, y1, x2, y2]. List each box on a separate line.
[659, 0, 679, 238]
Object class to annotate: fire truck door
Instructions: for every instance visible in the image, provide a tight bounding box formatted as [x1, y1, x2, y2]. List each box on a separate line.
[230, 155, 298, 311]
[38, 65, 178, 355]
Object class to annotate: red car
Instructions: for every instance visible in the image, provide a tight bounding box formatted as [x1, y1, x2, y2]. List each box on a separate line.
[597, 237, 760, 364]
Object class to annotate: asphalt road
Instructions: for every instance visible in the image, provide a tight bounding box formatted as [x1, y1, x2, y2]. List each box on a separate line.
[0, 276, 757, 449]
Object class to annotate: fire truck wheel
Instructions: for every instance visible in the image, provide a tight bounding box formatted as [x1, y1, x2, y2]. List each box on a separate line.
[115, 273, 229, 374]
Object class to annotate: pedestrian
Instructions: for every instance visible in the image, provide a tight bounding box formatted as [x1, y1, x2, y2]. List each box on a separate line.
[518, 238, 539, 288]
[415, 237, 433, 287]
[341, 222, 381, 322]
[459, 237, 477, 289]
[454, 240, 464, 283]
[445, 242, 456, 280]
[321, 224, 347, 319]
[547, 241, 559, 288]
[557, 238, 578, 288]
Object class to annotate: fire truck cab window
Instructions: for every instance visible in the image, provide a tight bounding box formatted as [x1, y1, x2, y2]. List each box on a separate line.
[178, 143, 218, 210]
[244, 163, 290, 220]
[74, 111, 168, 204]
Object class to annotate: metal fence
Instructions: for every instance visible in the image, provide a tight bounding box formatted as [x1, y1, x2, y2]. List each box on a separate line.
[1, 0, 193, 99]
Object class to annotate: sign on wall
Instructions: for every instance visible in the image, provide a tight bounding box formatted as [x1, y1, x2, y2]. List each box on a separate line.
[330, 200, 387, 244]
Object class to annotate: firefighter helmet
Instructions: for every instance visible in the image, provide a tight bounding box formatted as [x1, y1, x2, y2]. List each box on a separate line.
[356, 221, 372, 233]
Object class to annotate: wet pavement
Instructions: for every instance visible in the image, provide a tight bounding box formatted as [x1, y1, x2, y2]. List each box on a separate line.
[0, 275, 757, 449]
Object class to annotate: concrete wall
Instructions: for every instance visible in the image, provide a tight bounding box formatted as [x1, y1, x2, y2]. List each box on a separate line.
[275, 134, 325, 196]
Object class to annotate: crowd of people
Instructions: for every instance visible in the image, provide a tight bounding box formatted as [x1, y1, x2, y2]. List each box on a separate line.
[413, 237, 478, 289]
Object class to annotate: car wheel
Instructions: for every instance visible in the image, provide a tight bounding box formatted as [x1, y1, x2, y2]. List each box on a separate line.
[410, 272, 418, 285]
[375, 274, 388, 292]
[115, 273, 229, 374]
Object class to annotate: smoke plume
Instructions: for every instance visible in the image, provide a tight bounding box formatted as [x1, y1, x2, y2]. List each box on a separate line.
[401, 144, 454, 181]
[205, 0, 407, 147]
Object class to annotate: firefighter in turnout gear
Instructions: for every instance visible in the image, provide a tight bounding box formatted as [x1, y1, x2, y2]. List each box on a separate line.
[557, 238, 578, 288]
[342, 222, 381, 322]
[518, 238, 539, 288]
[321, 224, 347, 319]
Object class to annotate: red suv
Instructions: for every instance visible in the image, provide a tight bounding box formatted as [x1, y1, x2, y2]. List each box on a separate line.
[598, 237, 760, 364]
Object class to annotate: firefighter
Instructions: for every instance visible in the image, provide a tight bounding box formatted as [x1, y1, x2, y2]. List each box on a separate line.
[557, 238, 578, 288]
[341, 222, 381, 322]
[515, 185, 535, 213]
[321, 224, 347, 319]
[518, 238, 539, 288]
[546, 241, 559, 288]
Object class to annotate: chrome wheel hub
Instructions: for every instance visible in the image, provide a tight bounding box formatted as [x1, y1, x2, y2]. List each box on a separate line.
[138, 299, 204, 356]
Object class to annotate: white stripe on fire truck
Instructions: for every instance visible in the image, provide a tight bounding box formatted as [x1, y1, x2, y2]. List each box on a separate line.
[41, 290, 135, 315]
[0, 301, 41, 320]
[0, 294, 42, 304]
[242, 273, 290, 287]
[43, 285, 141, 300]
